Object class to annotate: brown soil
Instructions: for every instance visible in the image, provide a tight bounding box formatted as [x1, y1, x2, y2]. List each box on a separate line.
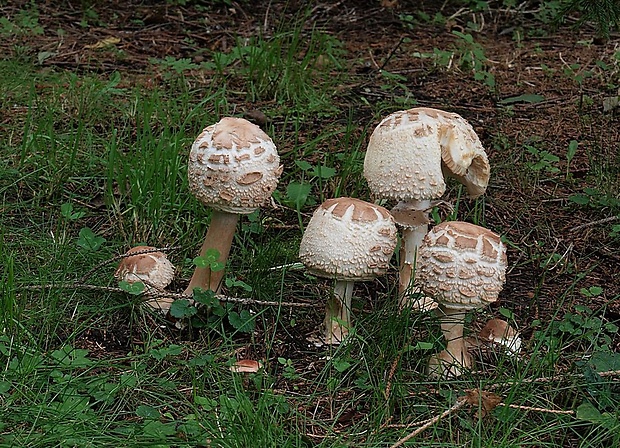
[4, 1, 619, 362]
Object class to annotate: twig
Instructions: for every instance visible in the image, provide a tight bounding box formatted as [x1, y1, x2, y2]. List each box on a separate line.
[503, 403, 574, 415]
[389, 397, 469, 448]
[379, 36, 405, 71]
[486, 369, 620, 390]
[18, 283, 316, 308]
[569, 216, 619, 232]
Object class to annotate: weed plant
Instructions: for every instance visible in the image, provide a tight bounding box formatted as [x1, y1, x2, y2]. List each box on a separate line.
[1, 3, 620, 447]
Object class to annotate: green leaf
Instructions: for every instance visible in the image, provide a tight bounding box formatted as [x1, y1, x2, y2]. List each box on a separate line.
[286, 182, 312, 209]
[567, 140, 578, 163]
[589, 351, 620, 372]
[576, 402, 618, 429]
[119, 281, 145, 295]
[77, 227, 105, 251]
[136, 405, 160, 419]
[311, 165, 336, 179]
[0, 381, 11, 394]
[499, 307, 515, 319]
[294, 160, 313, 171]
[228, 310, 255, 333]
[499, 93, 546, 105]
[169, 299, 197, 318]
[60, 203, 85, 220]
[192, 288, 220, 307]
[332, 358, 351, 373]
[568, 194, 591, 205]
[149, 344, 183, 361]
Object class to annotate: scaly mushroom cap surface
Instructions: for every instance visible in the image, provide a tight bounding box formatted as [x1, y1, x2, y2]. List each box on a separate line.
[188, 117, 283, 214]
[363, 107, 490, 201]
[114, 246, 175, 291]
[416, 221, 507, 310]
[299, 197, 397, 281]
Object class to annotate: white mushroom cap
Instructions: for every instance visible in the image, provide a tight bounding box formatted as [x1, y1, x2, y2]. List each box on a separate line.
[114, 246, 175, 291]
[416, 221, 507, 310]
[188, 117, 283, 214]
[363, 108, 490, 201]
[299, 197, 397, 281]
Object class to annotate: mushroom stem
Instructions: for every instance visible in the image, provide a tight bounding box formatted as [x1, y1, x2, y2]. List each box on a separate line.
[184, 210, 239, 295]
[324, 280, 354, 344]
[428, 307, 472, 377]
[392, 199, 436, 311]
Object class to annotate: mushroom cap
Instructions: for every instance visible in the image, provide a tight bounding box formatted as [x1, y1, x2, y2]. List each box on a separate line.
[188, 117, 283, 214]
[114, 246, 175, 291]
[479, 318, 521, 354]
[299, 197, 398, 281]
[363, 107, 490, 202]
[416, 221, 507, 310]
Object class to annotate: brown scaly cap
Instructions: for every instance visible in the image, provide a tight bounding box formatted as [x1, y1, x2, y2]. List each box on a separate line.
[114, 246, 175, 291]
[416, 221, 507, 310]
[188, 117, 283, 214]
[364, 107, 490, 201]
[299, 197, 398, 281]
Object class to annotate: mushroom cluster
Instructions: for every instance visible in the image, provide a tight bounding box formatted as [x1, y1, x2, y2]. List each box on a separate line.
[113, 109, 513, 373]
[299, 197, 397, 344]
[364, 107, 491, 311]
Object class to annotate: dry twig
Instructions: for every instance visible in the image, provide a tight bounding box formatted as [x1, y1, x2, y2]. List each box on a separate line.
[18, 283, 316, 308]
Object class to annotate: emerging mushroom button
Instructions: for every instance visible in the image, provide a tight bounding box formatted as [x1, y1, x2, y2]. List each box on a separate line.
[184, 117, 283, 295]
[363, 107, 491, 312]
[415, 221, 507, 378]
[299, 197, 397, 344]
[115, 246, 176, 314]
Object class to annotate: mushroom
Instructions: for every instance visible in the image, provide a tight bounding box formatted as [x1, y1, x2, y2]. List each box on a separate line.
[185, 117, 283, 295]
[298, 197, 397, 344]
[415, 221, 507, 378]
[478, 318, 521, 355]
[114, 246, 176, 314]
[363, 107, 491, 311]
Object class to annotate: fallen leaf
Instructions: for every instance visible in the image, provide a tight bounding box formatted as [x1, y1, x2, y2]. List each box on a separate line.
[381, 0, 399, 7]
[85, 37, 121, 50]
[230, 359, 261, 373]
[465, 389, 503, 418]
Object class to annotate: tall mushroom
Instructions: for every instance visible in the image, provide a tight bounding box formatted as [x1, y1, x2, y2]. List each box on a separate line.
[115, 246, 176, 314]
[185, 117, 283, 295]
[363, 108, 491, 311]
[299, 197, 397, 344]
[415, 221, 507, 378]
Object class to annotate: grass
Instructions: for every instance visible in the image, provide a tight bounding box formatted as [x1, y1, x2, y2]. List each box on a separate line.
[1, 2, 620, 447]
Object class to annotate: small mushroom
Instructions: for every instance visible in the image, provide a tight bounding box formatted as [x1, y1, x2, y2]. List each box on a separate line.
[363, 108, 491, 311]
[478, 318, 521, 355]
[415, 221, 507, 378]
[185, 117, 283, 295]
[299, 197, 397, 344]
[114, 246, 175, 314]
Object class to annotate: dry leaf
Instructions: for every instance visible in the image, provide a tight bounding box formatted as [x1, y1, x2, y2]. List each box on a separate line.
[381, 0, 399, 8]
[85, 37, 121, 50]
[465, 388, 503, 418]
[230, 359, 261, 373]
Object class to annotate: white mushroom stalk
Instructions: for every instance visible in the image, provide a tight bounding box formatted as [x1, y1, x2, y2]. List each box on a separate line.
[415, 221, 507, 378]
[363, 108, 491, 311]
[299, 198, 397, 345]
[185, 117, 282, 295]
[114, 246, 176, 314]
